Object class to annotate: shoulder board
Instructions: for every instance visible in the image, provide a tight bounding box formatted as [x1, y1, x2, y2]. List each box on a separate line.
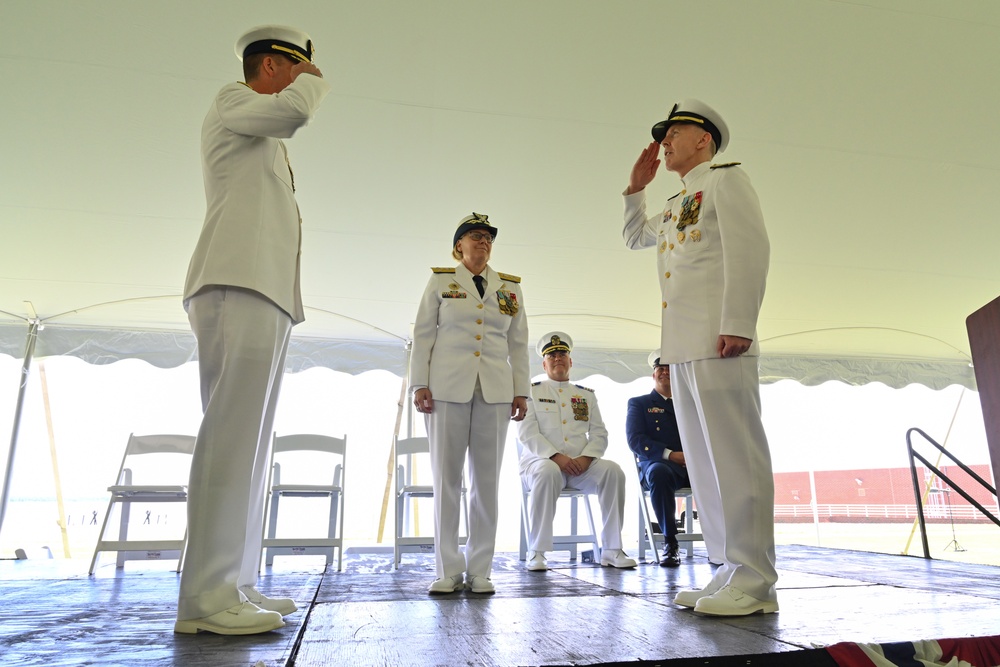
[498, 272, 521, 283]
[667, 191, 682, 202]
[531, 381, 541, 386]
[573, 384, 594, 392]
[710, 162, 741, 170]
[431, 267, 456, 274]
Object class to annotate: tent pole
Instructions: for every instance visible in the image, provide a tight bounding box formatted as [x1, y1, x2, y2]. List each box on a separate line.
[0, 320, 40, 543]
[38, 361, 72, 557]
[376, 340, 412, 543]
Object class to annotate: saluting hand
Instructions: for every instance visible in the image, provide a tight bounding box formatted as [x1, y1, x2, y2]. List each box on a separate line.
[291, 61, 324, 81]
[626, 142, 661, 195]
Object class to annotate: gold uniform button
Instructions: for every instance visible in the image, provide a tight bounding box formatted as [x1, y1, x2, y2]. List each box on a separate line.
[662, 301, 667, 309]
[668, 243, 675, 250]
[474, 351, 481, 357]
[475, 335, 482, 340]
[476, 319, 483, 324]
[664, 271, 671, 278]
[681, 189, 687, 195]
[564, 437, 569, 442]
[644, 446, 649, 451]
[477, 304, 484, 309]
[562, 419, 567, 424]
[561, 403, 566, 407]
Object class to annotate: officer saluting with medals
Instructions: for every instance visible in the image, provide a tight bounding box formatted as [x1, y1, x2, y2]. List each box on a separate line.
[622, 99, 778, 616]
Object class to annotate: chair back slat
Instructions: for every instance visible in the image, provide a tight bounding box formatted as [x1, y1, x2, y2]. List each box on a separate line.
[127, 434, 197, 456]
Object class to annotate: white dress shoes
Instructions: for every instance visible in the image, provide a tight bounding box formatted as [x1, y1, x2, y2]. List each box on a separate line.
[693, 585, 779, 616]
[600, 549, 637, 569]
[428, 574, 464, 595]
[240, 585, 298, 616]
[525, 551, 548, 571]
[466, 575, 496, 594]
[174, 602, 284, 635]
[673, 587, 711, 608]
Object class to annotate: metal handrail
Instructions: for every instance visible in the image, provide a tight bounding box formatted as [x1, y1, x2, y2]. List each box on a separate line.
[906, 426, 1000, 558]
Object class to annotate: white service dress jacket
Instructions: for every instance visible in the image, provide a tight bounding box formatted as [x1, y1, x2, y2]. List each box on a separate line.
[622, 161, 769, 363]
[409, 263, 530, 404]
[184, 74, 331, 324]
[517, 380, 608, 473]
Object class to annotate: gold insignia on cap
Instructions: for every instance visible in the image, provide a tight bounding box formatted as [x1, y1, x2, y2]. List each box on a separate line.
[269, 43, 310, 62]
[470, 212, 493, 227]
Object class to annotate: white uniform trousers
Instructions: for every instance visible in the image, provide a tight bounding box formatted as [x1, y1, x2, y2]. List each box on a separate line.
[520, 457, 627, 552]
[424, 382, 509, 580]
[670, 355, 778, 602]
[177, 287, 292, 621]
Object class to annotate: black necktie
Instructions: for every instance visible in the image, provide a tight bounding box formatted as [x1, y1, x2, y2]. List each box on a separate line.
[473, 275, 485, 298]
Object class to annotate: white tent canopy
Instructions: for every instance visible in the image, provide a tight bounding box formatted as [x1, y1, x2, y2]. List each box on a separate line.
[2, 0, 998, 389]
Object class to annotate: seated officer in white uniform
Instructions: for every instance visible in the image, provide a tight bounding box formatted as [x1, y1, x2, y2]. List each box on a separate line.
[517, 332, 637, 571]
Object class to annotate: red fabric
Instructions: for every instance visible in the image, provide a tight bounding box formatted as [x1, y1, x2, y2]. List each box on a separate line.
[826, 635, 1000, 667]
[938, 636, 1000, 667]
[826, 642, 878, 667]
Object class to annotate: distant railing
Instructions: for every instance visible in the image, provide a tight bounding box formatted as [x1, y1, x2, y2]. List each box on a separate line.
[773, 503, 997, 522]
[907, 427, 1000, 559]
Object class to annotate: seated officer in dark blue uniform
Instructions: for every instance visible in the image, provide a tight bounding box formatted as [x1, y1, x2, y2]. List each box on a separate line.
[625, 353, 690, 567]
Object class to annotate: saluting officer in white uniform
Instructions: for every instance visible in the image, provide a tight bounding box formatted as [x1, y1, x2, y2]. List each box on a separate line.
[622, 99, 778, 616]
[517, 332, 637, 572]
[410, 213, 530, 595]
[176, 25, 330, 635]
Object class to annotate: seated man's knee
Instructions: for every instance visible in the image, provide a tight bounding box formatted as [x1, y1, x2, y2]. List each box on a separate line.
[532, 459, 563, 488]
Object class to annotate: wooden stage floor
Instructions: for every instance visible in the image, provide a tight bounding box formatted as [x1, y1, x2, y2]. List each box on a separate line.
[1, 544, 999, 667]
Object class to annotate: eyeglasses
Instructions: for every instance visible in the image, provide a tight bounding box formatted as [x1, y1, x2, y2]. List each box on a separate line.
[465, 231, 494, 244]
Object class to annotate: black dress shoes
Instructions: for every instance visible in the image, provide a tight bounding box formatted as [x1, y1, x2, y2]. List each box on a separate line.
[659, 543, 681, 568]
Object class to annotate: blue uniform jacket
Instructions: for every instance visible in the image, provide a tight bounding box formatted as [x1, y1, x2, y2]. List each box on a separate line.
[625, 390, 683, 470]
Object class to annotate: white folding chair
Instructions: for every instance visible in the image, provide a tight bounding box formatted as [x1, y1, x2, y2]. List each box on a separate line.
[518, 479, 601, 562]
[89, 433, 196, 575]
[394, 436, 469, 568]
[636, 463, 702, 561]
[261, 433, 347, 571]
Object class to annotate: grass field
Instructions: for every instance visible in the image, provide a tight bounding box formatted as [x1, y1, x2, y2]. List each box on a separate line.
[775, 520, 1000, 566]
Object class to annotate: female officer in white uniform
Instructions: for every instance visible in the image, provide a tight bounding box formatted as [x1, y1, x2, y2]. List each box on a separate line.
[409, 212, 530, 595]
